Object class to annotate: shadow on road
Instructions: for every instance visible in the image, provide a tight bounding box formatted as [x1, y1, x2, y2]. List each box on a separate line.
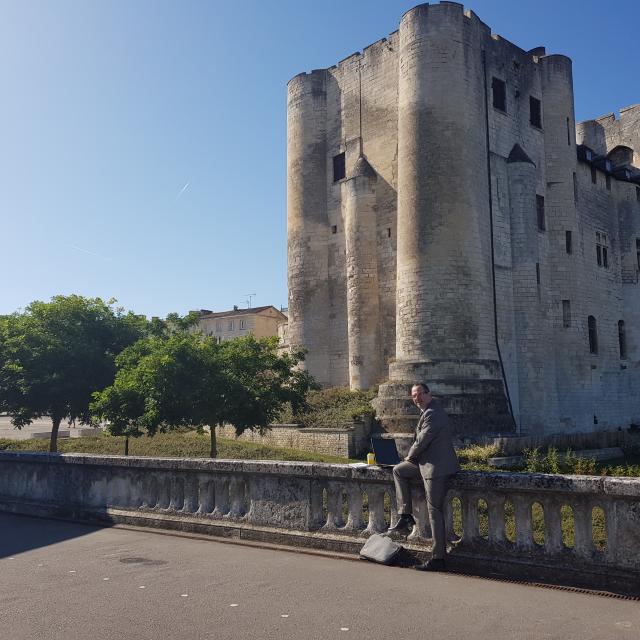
[0, 512, 103, 559]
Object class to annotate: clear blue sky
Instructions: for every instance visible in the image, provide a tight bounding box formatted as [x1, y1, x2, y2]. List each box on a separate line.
[1, 0, 638, 318]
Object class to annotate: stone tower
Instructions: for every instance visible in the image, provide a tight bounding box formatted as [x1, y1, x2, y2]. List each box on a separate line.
[287, 2, 640, 437]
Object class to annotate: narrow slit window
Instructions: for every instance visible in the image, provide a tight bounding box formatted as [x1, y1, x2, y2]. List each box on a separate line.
[591, 166, 597, 184]
[573, 172, 578, 202]
[562, 300, 571, 328]
[618, 320, 627, 359]
[331, 225, 337, 234]
[636, 238, 640, 270]
[387, 227, 391, 238]
[566, 117, 571, 145]
[333, 153, 345, 182]
[596, 245, 602, 266]
[588, 316, 598, 354]
[492, 77, 506, 112]
[602, 246, 608, 269]
[565, 230, 573, 254]
[605, 174, 611, 191]
[536, 195, 546, 231]
[536, 262, 540, 285]
[529, 96, 542, 128]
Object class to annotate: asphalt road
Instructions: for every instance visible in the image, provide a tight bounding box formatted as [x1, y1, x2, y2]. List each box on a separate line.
[0, 513, 638, 640]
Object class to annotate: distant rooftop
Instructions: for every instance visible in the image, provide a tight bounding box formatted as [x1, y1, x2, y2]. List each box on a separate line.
[198, 305, 285, 319]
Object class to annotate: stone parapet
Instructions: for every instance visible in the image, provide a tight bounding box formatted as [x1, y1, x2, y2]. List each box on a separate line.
[1, 452, 638, 594]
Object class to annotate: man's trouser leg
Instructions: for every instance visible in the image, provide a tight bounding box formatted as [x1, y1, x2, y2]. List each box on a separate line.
[424, 475, 450, 559]
[392, 460, 421, 515]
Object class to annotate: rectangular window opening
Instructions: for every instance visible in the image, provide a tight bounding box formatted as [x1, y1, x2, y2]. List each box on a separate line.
[566, 117, 571, 145]
[536, 195, 546, 231]
[565, 230, 572, 254]
[602, 247, 609, 269]
[228, 320, 234, 331]
[536, 262, 540, 285]
[240, 319, 246, 330]
[591, 166, 597, 184]
[387, 227, 391, 238]
[331, 225, 337, 234]
[529, 96, 542, 128]
[573, 172, 578, 202]
[562, 300, 571, 328]
[636, 238, 640, 270]
[492, 77, 506, 112]
[596, 245, 602, 267]
[606, 174, 611, 191]
[333, 152, 345, 182]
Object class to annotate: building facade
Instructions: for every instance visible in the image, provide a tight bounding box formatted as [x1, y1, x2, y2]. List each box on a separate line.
[198, 305, 287, 342]
[286, 2, 640, 435]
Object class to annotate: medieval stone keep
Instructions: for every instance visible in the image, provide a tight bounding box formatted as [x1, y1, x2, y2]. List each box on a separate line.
[286, 2, 640, 436]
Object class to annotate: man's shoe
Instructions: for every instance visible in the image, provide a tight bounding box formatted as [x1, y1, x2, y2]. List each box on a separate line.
[414, 558, 446, 572]
[386, 514, 415, 536]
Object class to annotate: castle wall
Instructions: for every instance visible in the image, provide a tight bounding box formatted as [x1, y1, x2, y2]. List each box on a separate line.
[287, 1, 640, 435]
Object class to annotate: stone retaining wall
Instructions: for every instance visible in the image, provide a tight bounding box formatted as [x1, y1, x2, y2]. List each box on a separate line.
[214, 420, 372, 458]
[0, 452, 638, 594]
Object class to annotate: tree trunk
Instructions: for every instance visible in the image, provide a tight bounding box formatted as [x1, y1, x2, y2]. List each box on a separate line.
[210, 425, 218, 458]
[50, 416, 61, 453]
[124, 435, 129, 456]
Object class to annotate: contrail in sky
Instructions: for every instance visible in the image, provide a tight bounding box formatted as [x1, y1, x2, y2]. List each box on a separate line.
[70, 245, 102, 258]
[176, 181, 190, 200]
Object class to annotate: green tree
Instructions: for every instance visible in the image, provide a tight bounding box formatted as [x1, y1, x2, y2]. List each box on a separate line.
[0, 295, 148, 452]
[91, 334, 314, 458]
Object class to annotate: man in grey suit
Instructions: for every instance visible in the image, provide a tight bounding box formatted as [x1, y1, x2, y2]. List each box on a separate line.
[387, 383, 460, 571]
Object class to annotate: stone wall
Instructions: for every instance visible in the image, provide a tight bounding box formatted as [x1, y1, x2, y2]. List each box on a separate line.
[286, 2, 640, 437]
[214, 422, 372, 459]
[1, 451, 639, 594]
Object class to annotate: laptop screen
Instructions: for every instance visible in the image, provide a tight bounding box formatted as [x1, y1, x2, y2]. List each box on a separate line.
[371, 438, 401, 466]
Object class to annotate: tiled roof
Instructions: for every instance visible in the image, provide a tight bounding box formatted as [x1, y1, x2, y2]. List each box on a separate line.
[198, 305, 285, 319]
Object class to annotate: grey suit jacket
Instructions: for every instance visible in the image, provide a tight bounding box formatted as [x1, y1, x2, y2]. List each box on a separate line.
[406, 399, 460, 479]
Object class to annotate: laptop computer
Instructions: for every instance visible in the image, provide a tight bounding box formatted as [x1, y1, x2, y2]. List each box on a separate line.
[371, 437, 401, 468]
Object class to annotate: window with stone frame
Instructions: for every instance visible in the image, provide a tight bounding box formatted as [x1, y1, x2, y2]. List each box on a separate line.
[588, 316, 598, 354]
[536, 195, 546, 231]
[240, 319, 246, 330]
[595, 232, 609, 268]
[562, 300, 571, 328]
[333, 153, 345, 182]
[228, 320, 234, 331]
[529, 96, 542, 128]
[216, 321, 222, 332]
[618, 320, 627, 359]
[492, 77, 506, 112]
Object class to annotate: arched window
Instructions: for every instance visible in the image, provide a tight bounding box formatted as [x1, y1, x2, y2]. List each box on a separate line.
[618, 320, 627, 360]
[588, 316, 598, 354]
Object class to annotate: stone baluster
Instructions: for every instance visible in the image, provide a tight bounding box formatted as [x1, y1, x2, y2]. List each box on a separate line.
[157, 476, 171, 510]
[139, 475, 155, 510]
[168, 476, 184, 512]
[542, 499, 563, 554]
[309, 482, 325, 529]
[364, 485, 387, 534]
[571, 501, 592, 557]
[196, 477, 215, 516]
[344, 485, 364, 532]
[487, 494, 505, 545]
[513, 495, 533, 550]
[444, 492, 457, 542]
[407, 484, 431, 541]
[212, 476, 230, 518]
[323, 482, 345, 530]
[182, 474, 199, 514]
[461, 494, 480, 543]
[228, 477, 246, 519]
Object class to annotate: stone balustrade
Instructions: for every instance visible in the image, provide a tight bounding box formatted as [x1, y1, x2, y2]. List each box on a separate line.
[0, 452, 638, 592]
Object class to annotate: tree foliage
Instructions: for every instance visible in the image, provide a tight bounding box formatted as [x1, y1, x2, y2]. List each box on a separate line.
[0, 295, 149, 452]
[91, 334, 314, 457]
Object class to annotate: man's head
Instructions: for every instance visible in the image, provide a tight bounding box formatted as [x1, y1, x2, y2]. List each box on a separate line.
[411, 383, 432, 411]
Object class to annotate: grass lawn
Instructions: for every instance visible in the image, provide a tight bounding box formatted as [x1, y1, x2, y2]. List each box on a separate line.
[0, 430, 354, 464]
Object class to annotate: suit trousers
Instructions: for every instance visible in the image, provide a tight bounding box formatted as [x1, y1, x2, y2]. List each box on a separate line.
[392, 461, 451, 559]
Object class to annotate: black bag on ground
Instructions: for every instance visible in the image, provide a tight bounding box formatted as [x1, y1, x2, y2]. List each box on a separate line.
[359, 534, 402, 565]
